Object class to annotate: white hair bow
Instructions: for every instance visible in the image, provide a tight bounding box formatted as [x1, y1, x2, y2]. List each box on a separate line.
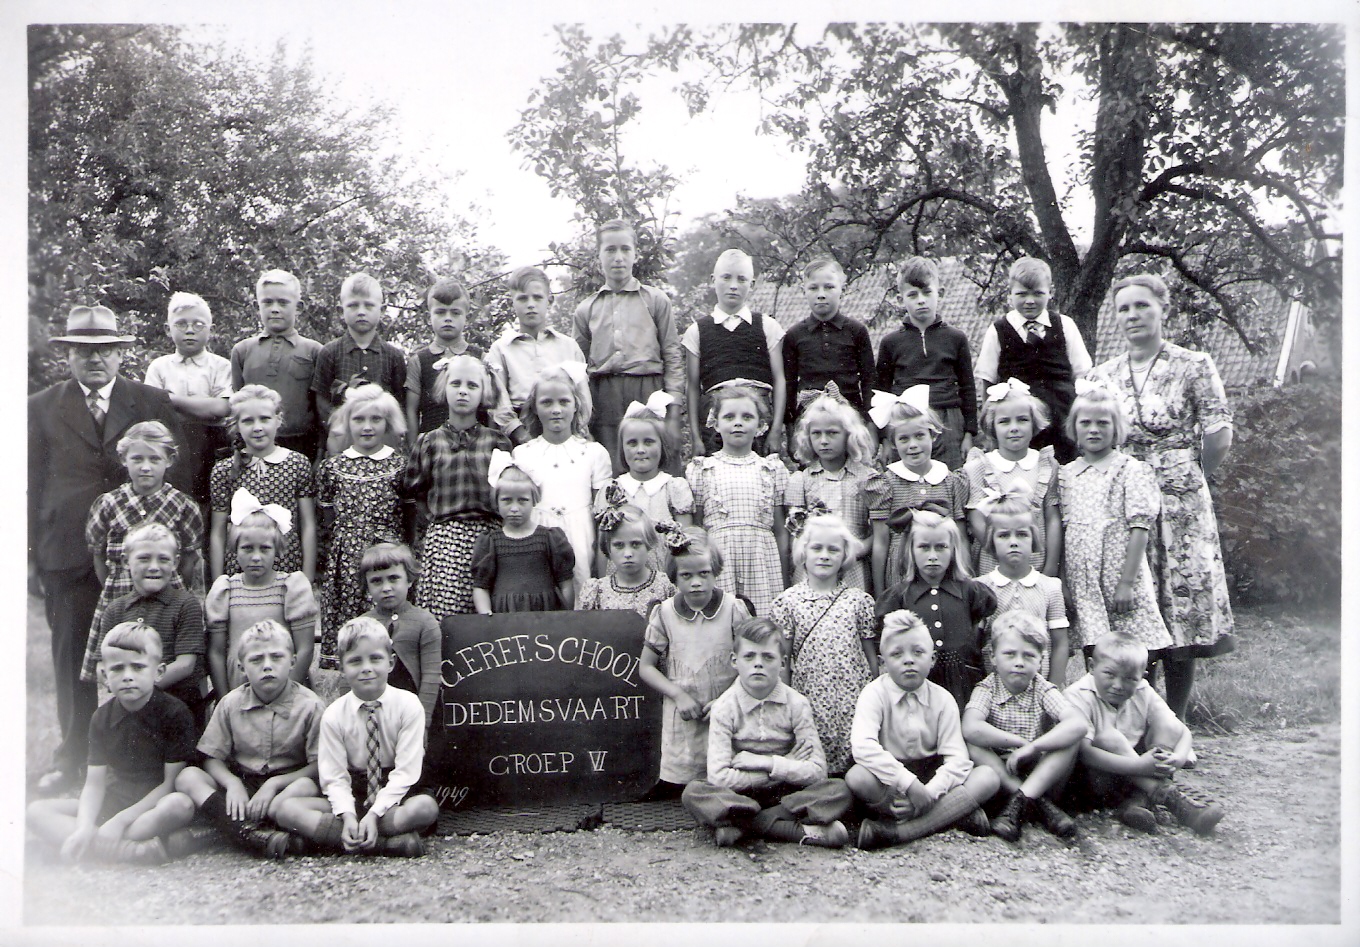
[559, 361, 590, 387]
[623, 390, 675, 421]
[1075, 378, 1108, 397]
[488, 449, 542, 490]
[230, 487, 293, 535]
[869, 385, 931, 428]
[985, 378, 1032, 402]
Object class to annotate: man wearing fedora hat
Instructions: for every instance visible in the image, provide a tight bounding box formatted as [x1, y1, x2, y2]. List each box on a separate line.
[28, 305, 190, 793]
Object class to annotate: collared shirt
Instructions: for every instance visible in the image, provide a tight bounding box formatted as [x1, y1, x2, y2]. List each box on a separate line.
[311, 333, 407, 407]
[850, 674, 972, 800]
[975, 310, 1093, 384]
[876, 575, 996, 655]
[977, 568, 1068, 631]
[781, 312, 875, 414]
[144, 350, 233, 400]
[198, 679, 325, 777]
[87, 688, 196, 783]
[319, 685, 426, 818]
[573, 278, 683, 395]
[230, 329, 323, 437]
[874, 317, 978, 434]
[484, 326, 585, 436]
[77, 379, 116, 417]
[1064, 673, 1180, 746]
[965, 671, 1071, 744]
[680, 305, 784, 358]
[706, 679, 826, 791]
[402, 422, 508, 520]
[403, 339, 481, 395]
[95, 586, 206, 688]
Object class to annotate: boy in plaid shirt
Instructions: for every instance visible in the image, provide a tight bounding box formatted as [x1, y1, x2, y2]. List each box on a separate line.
[961, 612, 1085, 842]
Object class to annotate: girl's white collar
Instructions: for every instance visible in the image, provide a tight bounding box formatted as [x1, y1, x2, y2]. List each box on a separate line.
[986, 448, 1038, 472]
[342, 445, 395, 460]
[888, 459, 949, 484]
[619, 472, 672, 496]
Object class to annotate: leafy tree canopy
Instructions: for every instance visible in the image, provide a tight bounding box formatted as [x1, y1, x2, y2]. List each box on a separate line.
[516, 23, 1342, 347]
[30, 24, 507, 388]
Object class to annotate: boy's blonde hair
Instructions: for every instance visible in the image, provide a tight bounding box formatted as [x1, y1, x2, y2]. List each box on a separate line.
[792, 513, 866, 575]
[236, 618, 294, 662]
[802, 255, 845, 282]
[792, 395, 873, 465]
[116, 420, 179, 465]
[1008, 257, 1052, 292]
[1065, 388, 1129, 448]
[596, 219, 636, 248]
[1090, 632, 1149, 672]
[256, 269, 300, 297]
[336, 616, 392, 658]
[507, 265, 551, 295]
[328, 383, 407, 448]
[713, 248, 753, 274]
[168, 291, 211, 323]
[341, 272, 383, 301]
[734, 617, 789, 657]
[124, 522, 179, 558]
[991, 610, 1049, 654]
[102, 620, 163, 662]
[879, 609, 929, 649]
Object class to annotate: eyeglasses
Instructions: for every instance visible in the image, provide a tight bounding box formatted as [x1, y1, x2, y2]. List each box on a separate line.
[171, 319, 208, 330]
[76, 345, 121, 358]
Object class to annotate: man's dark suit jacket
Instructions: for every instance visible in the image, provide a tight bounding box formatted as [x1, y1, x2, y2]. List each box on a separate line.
[28, 376, 191, 573]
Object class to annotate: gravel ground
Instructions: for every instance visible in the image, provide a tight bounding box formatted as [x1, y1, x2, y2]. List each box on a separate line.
[23, 723, 1340, 925]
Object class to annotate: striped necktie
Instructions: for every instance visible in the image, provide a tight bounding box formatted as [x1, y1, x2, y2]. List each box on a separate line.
[362, 700, 383, 811]
[87, 390, 105, 431]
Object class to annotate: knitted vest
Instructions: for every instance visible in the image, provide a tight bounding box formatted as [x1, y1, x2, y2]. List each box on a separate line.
[697, 312, 773, 392]
[994, 315, 1077, 416]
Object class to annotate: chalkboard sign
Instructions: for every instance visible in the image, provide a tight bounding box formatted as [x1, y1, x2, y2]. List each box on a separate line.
[423, 611, 662, 809]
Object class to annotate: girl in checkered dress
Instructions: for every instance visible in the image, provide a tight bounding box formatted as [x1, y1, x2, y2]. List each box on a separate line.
[85, 421, 204, 658]
[402, 355, 510, 621]
[685, 382, 790, 616]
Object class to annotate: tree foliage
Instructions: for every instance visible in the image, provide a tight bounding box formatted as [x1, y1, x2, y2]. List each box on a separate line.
[508, 25, 688, 295]
[29, 24, 506, 389]
[518, 23, 1343, 346]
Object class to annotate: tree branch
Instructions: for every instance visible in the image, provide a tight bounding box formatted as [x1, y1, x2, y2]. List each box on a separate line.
[1123, 240, 1256, 352]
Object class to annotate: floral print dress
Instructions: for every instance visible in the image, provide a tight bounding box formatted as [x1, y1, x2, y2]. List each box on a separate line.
[1088, 344, 1235, 656]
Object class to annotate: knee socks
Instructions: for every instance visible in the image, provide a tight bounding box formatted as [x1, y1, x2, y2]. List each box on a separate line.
[892, 786, 982, 844]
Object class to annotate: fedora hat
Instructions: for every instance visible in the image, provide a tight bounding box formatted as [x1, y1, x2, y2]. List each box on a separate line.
[49, 305, 137, 345]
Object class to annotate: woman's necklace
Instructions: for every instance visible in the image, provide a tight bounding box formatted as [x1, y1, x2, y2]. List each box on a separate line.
[1127, 344, 1165, 430]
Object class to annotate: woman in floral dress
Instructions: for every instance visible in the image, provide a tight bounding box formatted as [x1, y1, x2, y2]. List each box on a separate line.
[1087, 273, 1235, 719]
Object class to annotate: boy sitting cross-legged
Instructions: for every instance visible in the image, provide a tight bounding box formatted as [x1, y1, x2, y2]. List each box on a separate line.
[174, 619, 325, 858]
[681, 618, 853, 848]
[27, 621, 198, 864]
[961, 612, 1085, 842]
[275, 617, 439, 856]
[848, 609, 999, 850]
[1064, 632, 1225, 835]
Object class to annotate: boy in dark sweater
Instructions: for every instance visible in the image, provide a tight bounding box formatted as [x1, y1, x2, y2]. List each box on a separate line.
[781, 255, 875, 435]
[874, 257, 977, 469]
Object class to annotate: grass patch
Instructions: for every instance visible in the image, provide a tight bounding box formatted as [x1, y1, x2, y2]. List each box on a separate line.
[1190, 606, 1340, 732]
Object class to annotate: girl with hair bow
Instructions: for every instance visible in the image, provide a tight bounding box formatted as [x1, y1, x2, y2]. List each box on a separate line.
[962, 376, 1062, 576]
[205, 486, 318, 695]
[591, 389, 694, 575]
[868, 385, 968, 594]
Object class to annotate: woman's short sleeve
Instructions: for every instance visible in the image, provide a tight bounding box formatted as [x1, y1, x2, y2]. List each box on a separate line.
[1037, 446, 1060, 511]
[961, 452, 990, 510]
[851, 589, 878, 638]
[204, 574, 233, 628]
[1121, 457, 1161, 530]
[286, 452, 315, 498]
[666, 476, 695, 516]
[1188, 352, 1233, 436]
[174, 493, 205, 554]
[470, 532, 497, 591]
[587, 442, 614, 491]
[967, 578, 997, 623]
[85, 493, 113, 552]
[863, 469, 891, 521]
[768, 457, 790, 500]
[546, 526, 577, 583]
[643, 602, 671, 658]
[947, 470, 968, 520]
[209, 459, 233, 512]
[282, 572, 319, 625]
